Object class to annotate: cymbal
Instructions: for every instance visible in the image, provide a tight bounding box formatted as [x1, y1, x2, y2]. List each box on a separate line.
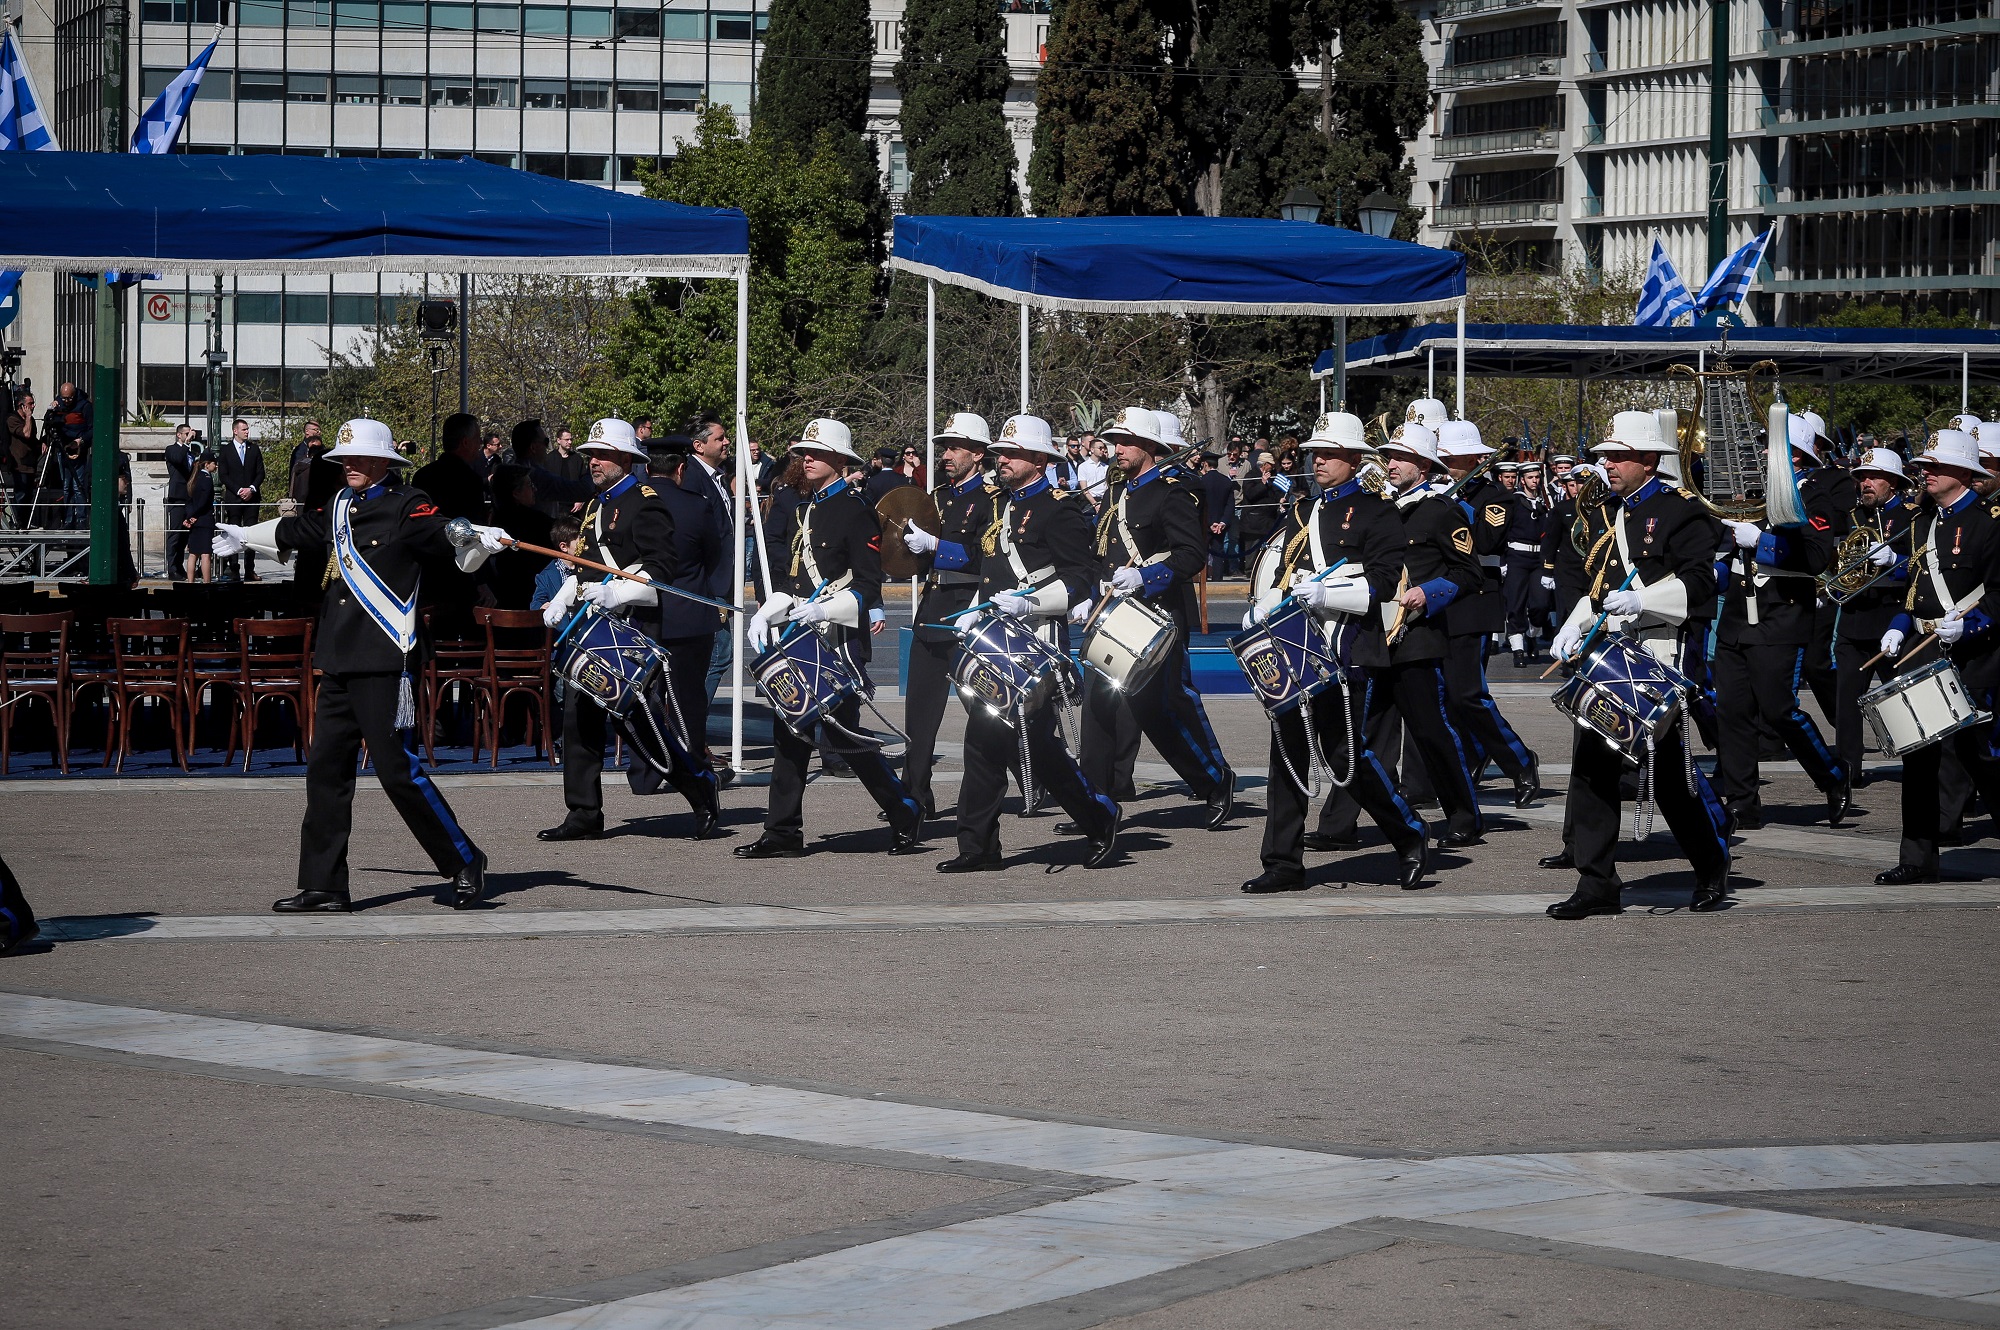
[877, 486, 942, 580]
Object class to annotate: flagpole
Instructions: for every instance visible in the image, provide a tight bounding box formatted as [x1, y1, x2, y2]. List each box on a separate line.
[1702, 0, 1729, 327]
[88, 0, 129, 585]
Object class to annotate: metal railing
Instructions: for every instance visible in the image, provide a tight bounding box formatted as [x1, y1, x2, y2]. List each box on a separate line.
[1436, 126, 1561, 157]
[1434, 200, 1562, 226]
[1439, 0, 1561, 19]
[1578, 196, 1605, 216]
[1435, 52, 1564, 86]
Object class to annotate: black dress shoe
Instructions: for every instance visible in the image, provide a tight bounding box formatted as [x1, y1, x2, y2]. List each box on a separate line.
[0, 920, 41, 956]
[1547, 894, 1624, 919]
[1205, 775, 1237, 831]
[1728, 806, 1762, 833]
[1085, 806, 1123, 869]
[1434, 829, 1484, 850]
[1303, 831, 1361, 852]
[273, 890, 351, 913]
[537, 821, 603, 842]
[734, 833, 807, 860]
[1398, 838, 1431, 891]
[449, 851, 488, 910]
[1537, 848, 1574, 870]
[690, 788, 721, 841]
[1827, 780, 1851, 828]
[888, 827, 926, 855]
[1513, 755, 1542, 809]
[1875, 863, 1938, 885]
[936, 852, 1003, 873]
[1688, 881, 1731, 912]
[1241, 869, 1308, 894]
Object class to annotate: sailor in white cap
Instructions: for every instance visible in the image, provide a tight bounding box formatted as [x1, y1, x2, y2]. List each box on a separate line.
[1874, 428, 2000, 884]
[1711, 412, 1852, 833]
[1077, 406, 1236, 829]
[738, 418, 927, 858]
[1829, 446, 1917, 788]
[537, 418, 720, 845]
[1542, 412, 1731, 916]
[218, 418, 502, 913]
[898, 411, 1004, 818]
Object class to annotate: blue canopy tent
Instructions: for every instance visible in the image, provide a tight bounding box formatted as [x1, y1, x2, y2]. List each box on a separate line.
[0, 151, 764, 763]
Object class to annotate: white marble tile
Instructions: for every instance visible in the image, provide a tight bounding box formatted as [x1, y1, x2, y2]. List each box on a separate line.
[399, 1061, 737, 1104]
[1446, 1191, 1722, 1240]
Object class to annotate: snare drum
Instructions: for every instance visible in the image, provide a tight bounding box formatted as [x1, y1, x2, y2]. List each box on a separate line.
[555, 605, 669, 718]
[752, 625, 862, 737]
[1860, 658, 1990, 757]
[950, 610, 1079, 721]
[1229, 601, 1343, 717]
[1551, 632, 1692, 762]
[1081, 594, 1177, 692]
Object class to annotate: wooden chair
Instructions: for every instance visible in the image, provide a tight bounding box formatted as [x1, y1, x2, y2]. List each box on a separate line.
[175, 585, 244, 752]
[231, 617, 315, 771]
[0, 612, 71, 775]
[472, 607, 554, 768]
[63, 603, 121, 760]
[421, 610, 486, 765]
[107, 617, 192, 773]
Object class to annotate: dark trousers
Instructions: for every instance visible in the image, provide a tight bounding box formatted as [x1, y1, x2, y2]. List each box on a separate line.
[560, 678, 712, 827]
[662, 633, 716, 759]
[1898, 717, 2000, 871]
[0, 852, 35, 948]
[1834, 636, 1899, 786]
[298, 672, 477, 897]
[1316, 698, 1401, 839]
[1263, 679, 1422, 876]
[1502, 560, 1542, 639]
[1713, 639, 1844, 812]
[58, 454, 88, 528]
[1315, 662, 1483, 840]
[1804, 605, 1839, 721]
[1079, 649, 1229, 804]
[1441, 632, 1534, 779]
[903, 630, 956, 812]
[1680, 626, 1720, 750]
[165, 502, 188, 576]
[767, 697, 921, 840]
[958, 705, 1115, 856]
[224, 500, 260, 575]
[1566, 720, 1729, 902]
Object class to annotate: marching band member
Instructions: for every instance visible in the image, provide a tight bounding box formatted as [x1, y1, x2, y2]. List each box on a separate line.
[1536, 460, 1615, 873]
[1874, 428, 2000, 885]
[219, 419, 499, 913]
[1242, 413, 1430, 893]
[1830, 448, 1916, 787]
[1712, 416, 1851, 831]
[1503, 462, 1554, 665]
[1546, 412, 1730, 917]
[737, 419, 926, 859]
[898, 413, 1004, 819]
[940, 416, 1121, 872]
[537, 419, 719, 845]
[1078, 407, 1236, 829]
[1796, 411, 1843, 727]
[1435, 420, 1541, 807]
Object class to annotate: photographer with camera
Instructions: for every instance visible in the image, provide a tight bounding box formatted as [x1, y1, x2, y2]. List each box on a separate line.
[44, 382, 92, 530]
[164, 423, 200, 577]
[5, 387, 38, 529]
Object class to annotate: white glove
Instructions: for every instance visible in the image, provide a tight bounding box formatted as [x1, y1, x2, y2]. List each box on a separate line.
[789, 598, 834, 626]
[1726, 520, 1761, 550]
[1539, 575, 1557, 591]
[540, 575, 579, 628]
[216, 522, 245, 545]
[453, 522, 513, 572]
[1110, 566, 1145, 595]
[1867, 541, 1896, 569]
[1241, 608, 1257, 630]
[1068, 599, 1095, 626]
[903, 524, 938, 555]
[1936, 610, 1967, 645]
[992, 590, 1035, 617]
[1295, 577, 1369, 616]
[1252, 589, 1284, 623]
[1878, 627, 1906, 658]
[581, 575, 654, 610]
[1552, 622, 1585, 661]
[1602, 588, 1644, 617]
[475, 524, 509, 553]
[747, 593, 796, 651]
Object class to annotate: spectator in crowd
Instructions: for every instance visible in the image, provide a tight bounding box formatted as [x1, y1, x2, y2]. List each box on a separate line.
[1236, 451, 1283, 562]
[513, 417, 592, 517]
[1225, 436, 1246, 477]
[487, 464, 554, 609]
[651, 440, 731, 784]
[633, 416, 653, 444]
[898, 445, 926, 489]
[414, 412, 490, 523]
[216, 417, 266, 577]
[163, 422, 198, 578]
[865, 446, 910, 505]
[547, 425, 588, 512]
[1046, 438, 1080, 491]
[1196, 448, 1237, 577]
[479, 429, 507, 476]
[746, 437, 778, 494]
[7, 388, 40, 528]
[45, 381, 92, 530]
[758, 451, 811, 591]
[1076, 433, 1110, 508]
[287, 419, 323, 493]
[181, 452, 219, 583]
[687, 413, 740, 774]
[530, 516, 582, 611]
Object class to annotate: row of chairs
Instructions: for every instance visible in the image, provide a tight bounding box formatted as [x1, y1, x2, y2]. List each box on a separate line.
[0, 607, 558, 774]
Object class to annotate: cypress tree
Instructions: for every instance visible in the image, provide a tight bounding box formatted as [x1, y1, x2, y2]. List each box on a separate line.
[1027, 0, 1186, 216]
[1178, 0, 1301, 219]
[756, 0, 885, 247]
[894, 0, 1021, 216]
[1293, 0, 1429, 231]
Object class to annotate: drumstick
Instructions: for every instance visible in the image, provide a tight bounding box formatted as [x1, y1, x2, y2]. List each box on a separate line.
[1540, 570, 1639, 680]
[1862, 629, 1939, 674]
[505, 537, 744, 614]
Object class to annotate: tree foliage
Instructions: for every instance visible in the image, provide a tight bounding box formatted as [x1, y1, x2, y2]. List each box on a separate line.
[895, 0, 1021, 217]
[1178, 0, 1300, 220]
[1784, 303, 1999, 444]
[756, 0, 885, 253]
[1028, 0, 1186, 216]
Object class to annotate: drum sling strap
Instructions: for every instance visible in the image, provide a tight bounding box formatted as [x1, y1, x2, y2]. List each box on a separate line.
[1264, 501, 1358, 799]
[581, 494, 695, 758]
[1608, 504, 1701, 838]
[1921, 512, 1984, 628]
[330, 486, 420, 729]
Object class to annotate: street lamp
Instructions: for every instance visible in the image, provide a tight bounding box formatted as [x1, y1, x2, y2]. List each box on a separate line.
[1357, 191, 1404, 238]
[1278, 185, 1323, 224]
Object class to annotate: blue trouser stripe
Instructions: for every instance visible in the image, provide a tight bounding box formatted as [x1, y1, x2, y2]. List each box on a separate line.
[1431, 669, 1485, 834]
[399, 734, 476, 865]
[1787, 646, 1844, 785]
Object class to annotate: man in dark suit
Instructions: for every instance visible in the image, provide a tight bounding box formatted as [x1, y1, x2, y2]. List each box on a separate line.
[215, 417, 267, 579]
[163, 423, 198, 579]
[687, 413, 740, 778]
[652, 441, 730, 776]
[412, 412, 491, 630]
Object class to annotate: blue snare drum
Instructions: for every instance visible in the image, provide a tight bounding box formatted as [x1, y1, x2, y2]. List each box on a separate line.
[950, 609, 1079, 720]
[1552, 632, 1692, 761]
[752, 624, 862, 737]
[555, 604, 669, 718]
[1229, 601, 1344, 717]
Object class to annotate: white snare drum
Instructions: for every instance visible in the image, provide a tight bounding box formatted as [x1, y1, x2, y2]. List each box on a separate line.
[1082, 594, 1177, 692]
[1860, 658, 1991, 757]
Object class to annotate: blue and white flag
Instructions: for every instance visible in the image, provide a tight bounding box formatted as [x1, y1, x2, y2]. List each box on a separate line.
[0, 24, 59, 325]
[131, 36, 216, 154]
[1633, 237, 1695, 328]
[1695, 228, 1772, 317]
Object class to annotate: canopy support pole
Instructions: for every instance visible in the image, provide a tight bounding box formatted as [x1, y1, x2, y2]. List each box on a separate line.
[730, 270, 750, 771]
[1427, 346, 1435, 401]
[1334, 315, 1347, 411]
[88, 0, 128, 586]
[1455, 299, 1467, 419]
[1018, 302, 1030, 411]
[457, 273, 470, 413]
[1965, 352, 1971, 411]
[923, 279, 936, 625]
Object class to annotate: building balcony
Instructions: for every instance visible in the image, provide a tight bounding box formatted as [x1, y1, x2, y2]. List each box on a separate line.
[1578, 196, 1603, 216]
[1435, 126, 1561, 158]
[1435, 52, 1564, 87]
[1438, 0, 1562, 19]
[1435, 200, 1561, 226]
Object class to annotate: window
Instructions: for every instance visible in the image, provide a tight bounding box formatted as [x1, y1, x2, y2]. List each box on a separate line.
[140, 0, 225, 20]
[237, 70, 285, 101]
[238, 0, 285, 22]
[524, 78, 568, 108]
[335, 1, 378, 24]
[382, 1, 425, 27]
[285, 369, 326, 403]
[287, 0, 330, 25]
[330, 294, 380, 325]
[710, 11, 766, 39]
[287, 72, 329, 102]
[384, 76, 425, 104]
[707, 81, 750, 113]
[378, 148, 421, 158]
[660, 10, 701, 38]
[616, 7, 659, 37]
[334, 147, 380, 157]
[661, 81, 701, 111]
[888, 141, 908, 193]
[335, 75, 379, 103]
[140, 366, 194, 405]
[195, 73, 231, 100]
[525, 152, 565, 177]
[570, 6, 612, 37]
[284, 293, 330, 323]
[429, 77, 474, 106]
[473, 150, 518, 167]
[615, 82, 659, 111]
[141, 67, 179, 98]
[431, 2, 473, 27]
[524, 4, 566, 34]
[234, 368, 282, 403]
[566, 154, 610, 182]
[617, 154, 660, 182]
[568, 79, 610, 109]
[476, 3, 518, 30]
[478, 78, 517, 106]
[234, 293, 282, 323]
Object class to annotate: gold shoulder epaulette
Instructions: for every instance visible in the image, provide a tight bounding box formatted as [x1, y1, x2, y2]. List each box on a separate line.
[638, 484, 657, 498]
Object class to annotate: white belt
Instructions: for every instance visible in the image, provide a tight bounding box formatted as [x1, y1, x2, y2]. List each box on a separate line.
[1507, 541, 1539, 554]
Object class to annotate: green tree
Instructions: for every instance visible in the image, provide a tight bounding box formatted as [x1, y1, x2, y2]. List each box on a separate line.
[598, 105, 875, 443]
[1179, 0, 1301, 219]
[1028, 0, 1186, 216]
[1786, 303, 2000, 443]
[894, 0, 1021, 216]
[756, 0, 884, 252]
[1291, 0, 1429, 233]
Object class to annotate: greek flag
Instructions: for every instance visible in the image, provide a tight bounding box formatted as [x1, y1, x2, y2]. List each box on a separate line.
[1695, 229, 1773, 317]
[1633, 238, 1695, 328]
[132, 36, 216, 154]
[0, 24, 59, 325]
